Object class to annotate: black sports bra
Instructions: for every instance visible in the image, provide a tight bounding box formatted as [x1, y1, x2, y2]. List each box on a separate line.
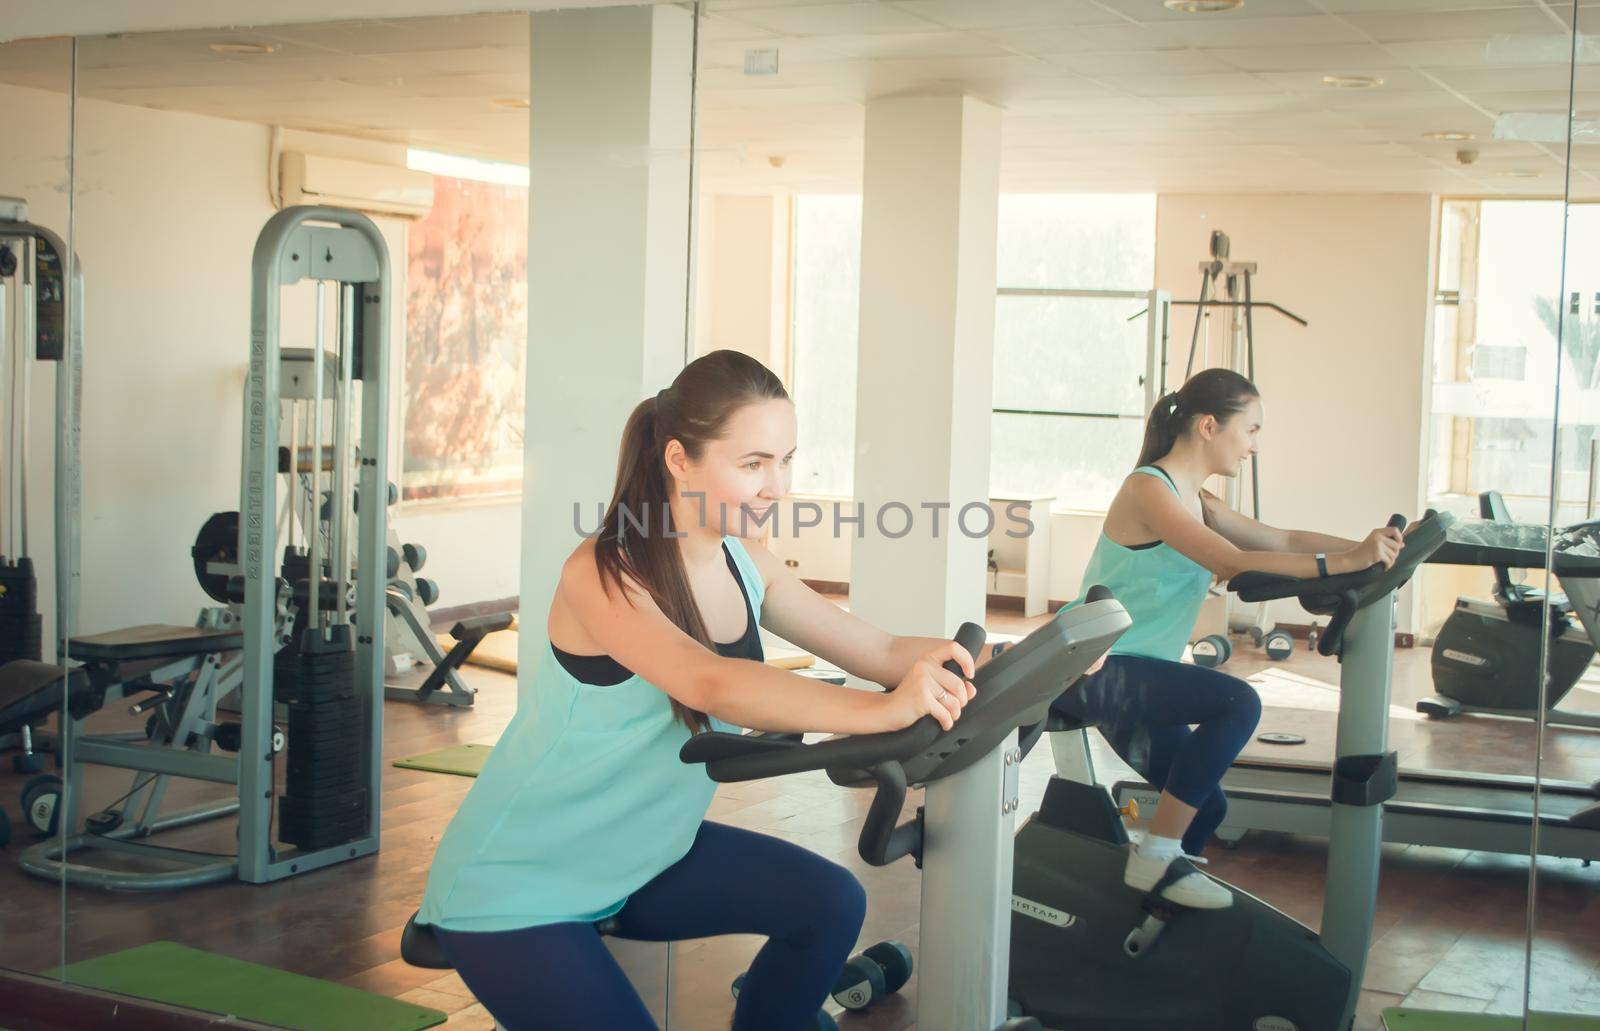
[551, 542, 763, 686]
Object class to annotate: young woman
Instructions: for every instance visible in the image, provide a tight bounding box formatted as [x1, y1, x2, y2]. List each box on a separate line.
[1053, 367, 1404, 909]
[418, 349, 980, 1030]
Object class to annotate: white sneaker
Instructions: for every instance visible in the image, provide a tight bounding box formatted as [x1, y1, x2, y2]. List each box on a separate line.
[1123, 848, 1234, 909]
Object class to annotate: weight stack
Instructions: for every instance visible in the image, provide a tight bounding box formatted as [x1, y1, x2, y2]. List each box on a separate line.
[277, 626, 370, 851]
[274, 646, 357, 704]
[0, 557, 42, 664]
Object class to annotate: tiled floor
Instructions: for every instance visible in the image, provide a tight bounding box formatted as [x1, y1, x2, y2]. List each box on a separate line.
[2, 600, 1598, 1030]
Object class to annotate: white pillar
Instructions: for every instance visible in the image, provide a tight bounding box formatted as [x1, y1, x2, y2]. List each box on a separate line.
[519, 5, 693, 666]
[848, 95, 1001, 640]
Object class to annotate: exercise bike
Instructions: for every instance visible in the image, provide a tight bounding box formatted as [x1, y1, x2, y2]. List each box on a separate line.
[1420, 490, 1600, 730]
[1014, 511, 1450, 1029]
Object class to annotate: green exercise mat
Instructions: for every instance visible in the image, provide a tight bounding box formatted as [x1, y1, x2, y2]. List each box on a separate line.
[58, 941, 446, 1031]
[393, 743, 491, 777]
[1384, 1009, 1600, 1030]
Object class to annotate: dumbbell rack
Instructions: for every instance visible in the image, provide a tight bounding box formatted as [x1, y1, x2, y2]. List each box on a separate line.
[381, 528, 481, 707]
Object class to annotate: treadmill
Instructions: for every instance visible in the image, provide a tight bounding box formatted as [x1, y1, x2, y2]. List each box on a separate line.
[1109, 514, 1600, 863]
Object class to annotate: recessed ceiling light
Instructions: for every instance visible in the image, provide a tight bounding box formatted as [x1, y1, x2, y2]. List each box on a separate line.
[1423, 131, 1475, 142]
[492, 98, 530, 109]
[1499, 170, 1542, 178]
[1164, 0, 1243, 11]
[1322, 74, 1383, 88]
[208, 41, 277, 56]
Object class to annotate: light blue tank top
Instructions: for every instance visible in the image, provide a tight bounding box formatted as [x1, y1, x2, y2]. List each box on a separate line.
[418, 536, 762, 932]
[1067, 466, 1214, 662]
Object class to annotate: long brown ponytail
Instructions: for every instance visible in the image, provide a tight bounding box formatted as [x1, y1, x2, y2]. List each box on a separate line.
[1136, 367, 1259, 468]
[593, 350, 789, 732]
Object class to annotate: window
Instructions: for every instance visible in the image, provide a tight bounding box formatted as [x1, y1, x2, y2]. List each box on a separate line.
[990, 195, 1156, 511]
[1429, 199, 1600, 514]
[402, 150, 528, 501]
[789, 196, 861, 497]
[1472, 345, 1528, 381]
[788, 193, 1157, 509]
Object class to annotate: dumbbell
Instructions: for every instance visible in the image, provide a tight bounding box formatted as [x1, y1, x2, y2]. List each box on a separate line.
[733, 939, 912, 1014]
[21, 773, 62, 836]
[415, 578, 439, 606]
[1191, 633, 1231, 668]
[402, 542, 427, 573]
[1264, 629, 1295, 661]
[211, 721, 286, 755]
[352, 482, 400, 513]
[833, 941, 912, 1010]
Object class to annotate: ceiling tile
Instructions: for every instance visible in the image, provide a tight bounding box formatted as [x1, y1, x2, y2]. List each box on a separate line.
[889, 0, 1124, 30]
[1048, 48, 1236, 76]
[1342, 8, 1564, 45]
[729, 4, 947, 37]
[1205, 42, 1409, 72]
[1151, 14, 1368, 49]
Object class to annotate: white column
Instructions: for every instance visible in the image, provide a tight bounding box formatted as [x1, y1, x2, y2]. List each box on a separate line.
[519, 5, 693, 665]
[848, 95, 1001, 640]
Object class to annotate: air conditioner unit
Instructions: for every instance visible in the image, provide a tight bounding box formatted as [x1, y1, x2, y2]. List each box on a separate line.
[279, 151, 435, 219]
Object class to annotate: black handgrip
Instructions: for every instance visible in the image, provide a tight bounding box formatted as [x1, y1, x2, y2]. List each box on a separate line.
[1309, 515, 1402, 655]
[680, 730, 803, 766]
[851, 621, 981, 867]
[1233, 513, 1409, 603]
[946, 621, 986, 679]
[682, 622, 984, 783]
[1315, 589, 1360, 657]
[1327, 514, 1411, 654]
[684, 719, 941, 781]
[857, 762, 919, 867]
[900, 620, 986, 746]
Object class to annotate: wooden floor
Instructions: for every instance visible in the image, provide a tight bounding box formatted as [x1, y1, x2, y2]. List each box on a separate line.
[2, 601, 1599, 1030]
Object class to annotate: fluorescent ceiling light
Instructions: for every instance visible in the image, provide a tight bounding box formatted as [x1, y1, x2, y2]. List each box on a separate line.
[1164, 0, 1243, 11]
[209, 41, 277, 55]
[1321, 75, 1383, 88]
[407, 148, 529, 187]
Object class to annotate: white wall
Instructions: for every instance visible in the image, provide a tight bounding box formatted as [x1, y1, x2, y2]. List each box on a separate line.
[398, 500, 520, 610]
[66, 89, 276, 635]
[1154, 194, 1437, 632]
[0, 81, 519, 639]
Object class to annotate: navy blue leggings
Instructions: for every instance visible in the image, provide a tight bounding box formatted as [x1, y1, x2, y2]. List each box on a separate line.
[1051, 653, 1261, 855]
[433, 821, 866, 1031]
